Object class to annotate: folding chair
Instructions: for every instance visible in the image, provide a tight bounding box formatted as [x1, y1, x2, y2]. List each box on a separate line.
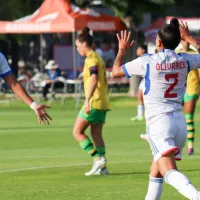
[65, 71, 84, 111]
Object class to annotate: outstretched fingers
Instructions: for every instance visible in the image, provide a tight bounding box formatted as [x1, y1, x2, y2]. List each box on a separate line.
[130, 40, 135, 47]
[121, 30, 124, 40]
[116, 33, 120, 41]
[43, 105, 51, 109]
[180, 21, 187, 29]
[126, 31, 131, 42]
[38, 116, 42, 124]
[46, 113, 52, 121]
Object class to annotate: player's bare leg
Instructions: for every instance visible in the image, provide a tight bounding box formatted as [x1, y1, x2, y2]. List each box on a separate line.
[156, 152, 199, 199]
[131, 89, 144, 121]
[73, 117, 106, 176]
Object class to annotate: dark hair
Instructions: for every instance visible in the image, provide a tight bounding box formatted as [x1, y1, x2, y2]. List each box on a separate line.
[76, 27, 93, 47]
[158, 18, 180, 50]
[137, 44, 147, 52]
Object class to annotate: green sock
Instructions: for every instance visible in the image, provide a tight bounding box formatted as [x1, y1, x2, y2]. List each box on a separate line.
[185, 113, 195, 149]
[79, 137, 100, 158]
[96, 146, 106, 157]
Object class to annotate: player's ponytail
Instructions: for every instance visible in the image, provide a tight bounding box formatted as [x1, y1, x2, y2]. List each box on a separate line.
[170, 18, 179, 30]
[76, 26, 93, 47]
[158, 17, 180, 50]
[82, 27, 90, 35]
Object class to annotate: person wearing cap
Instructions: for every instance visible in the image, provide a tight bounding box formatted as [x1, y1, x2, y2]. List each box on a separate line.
[42, 60, 60, 100]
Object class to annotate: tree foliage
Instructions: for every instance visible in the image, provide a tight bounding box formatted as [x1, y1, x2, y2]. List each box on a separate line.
[0, 0, 199, 25]
[0, 0, 42, 20]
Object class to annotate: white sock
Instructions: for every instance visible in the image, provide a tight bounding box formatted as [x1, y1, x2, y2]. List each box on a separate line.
[145, 176, 163, 200]
[165, 169, 198, 199]
[137, 105, 144, 117]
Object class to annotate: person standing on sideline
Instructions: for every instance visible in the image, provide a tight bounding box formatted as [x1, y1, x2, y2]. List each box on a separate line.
[130, 44, 147, 121]
[73, 27, 110, 176]
[0, 52, 51, 125]
[112, 19, 200, 199]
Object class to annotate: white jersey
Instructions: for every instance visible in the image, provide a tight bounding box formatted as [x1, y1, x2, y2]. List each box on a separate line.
[123, 49, 200, 119]
[0, 53, 12, 78]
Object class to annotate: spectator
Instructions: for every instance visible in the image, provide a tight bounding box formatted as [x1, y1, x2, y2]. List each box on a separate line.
[102, 41, 115, 68]
[17, 60, 30, 88]
[41, 60, 60, 100]
[94, 40, 103, 57]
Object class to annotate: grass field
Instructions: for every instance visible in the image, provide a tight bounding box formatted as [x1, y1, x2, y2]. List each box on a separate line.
[0, 96, 200, 200]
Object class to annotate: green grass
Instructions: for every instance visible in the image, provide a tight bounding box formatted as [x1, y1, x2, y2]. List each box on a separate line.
[0, 97, 200, 200]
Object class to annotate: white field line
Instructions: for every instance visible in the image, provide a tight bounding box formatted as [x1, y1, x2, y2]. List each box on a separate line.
[0, 160, 150, 173]
[0, 156, 200, 173]
[0, 153, 150, 159]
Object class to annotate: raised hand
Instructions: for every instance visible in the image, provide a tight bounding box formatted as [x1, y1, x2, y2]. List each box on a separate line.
[179, 21, 190, 41]
[116, 30, 134, 54]
[34, 104, 52, 125]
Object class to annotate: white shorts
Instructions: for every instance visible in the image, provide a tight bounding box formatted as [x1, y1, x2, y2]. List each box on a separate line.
[139, 79, 145, 92]
[147, 111, 187, 162]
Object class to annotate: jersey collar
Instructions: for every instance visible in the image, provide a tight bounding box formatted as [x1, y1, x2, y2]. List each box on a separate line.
[86, 50, 94, 57]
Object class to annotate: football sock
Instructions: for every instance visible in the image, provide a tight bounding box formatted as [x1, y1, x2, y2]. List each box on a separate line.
[79, 137, 100, 158]
[138, 105, 144, 117]
[185, 113, 195, 149]
[145, 176, 163, 200]
[96, 146, 106, 167]
[96, 146, 105, 156]
[165, 169, 198, 199]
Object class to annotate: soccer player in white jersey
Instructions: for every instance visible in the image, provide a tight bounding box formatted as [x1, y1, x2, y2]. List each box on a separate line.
[130, 44, 147, 122]
[112, 18, 200, 200]
[0, 53, 51, 124]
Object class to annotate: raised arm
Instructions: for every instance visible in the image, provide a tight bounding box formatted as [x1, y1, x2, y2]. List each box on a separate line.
[112, 30, 134, 77]
[180, 21, 200, 53]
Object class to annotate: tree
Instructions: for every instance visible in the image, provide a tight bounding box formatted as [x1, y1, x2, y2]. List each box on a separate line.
[0, 0, 42, 20]
[70, 0, 175, 25]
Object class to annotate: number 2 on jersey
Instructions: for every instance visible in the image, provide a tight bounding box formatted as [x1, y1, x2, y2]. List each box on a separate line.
[164, 73, 178, 98]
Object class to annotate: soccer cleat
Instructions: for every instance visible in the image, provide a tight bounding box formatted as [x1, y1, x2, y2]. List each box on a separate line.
[85, 157, 106, 176]
[94, 166, 109, 175]
[188, 147, 194, 155]
[130, 116, 144, 121]
[140, 133, 148, 141]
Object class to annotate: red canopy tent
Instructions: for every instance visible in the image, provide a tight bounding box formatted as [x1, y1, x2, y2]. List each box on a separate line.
[144, 18, 166, 43]
[0, 0, 125, 72]
[0, 0, 125, 33]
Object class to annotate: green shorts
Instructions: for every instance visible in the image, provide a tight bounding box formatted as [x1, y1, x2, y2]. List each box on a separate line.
[183, 93, 199, 103]
[78, 108, 108, 125]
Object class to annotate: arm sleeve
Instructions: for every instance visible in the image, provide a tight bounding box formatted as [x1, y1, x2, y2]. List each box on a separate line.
[122, 57, 145, 78]
[0, 53, 12, 78]
[181, 53, 200, 70]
